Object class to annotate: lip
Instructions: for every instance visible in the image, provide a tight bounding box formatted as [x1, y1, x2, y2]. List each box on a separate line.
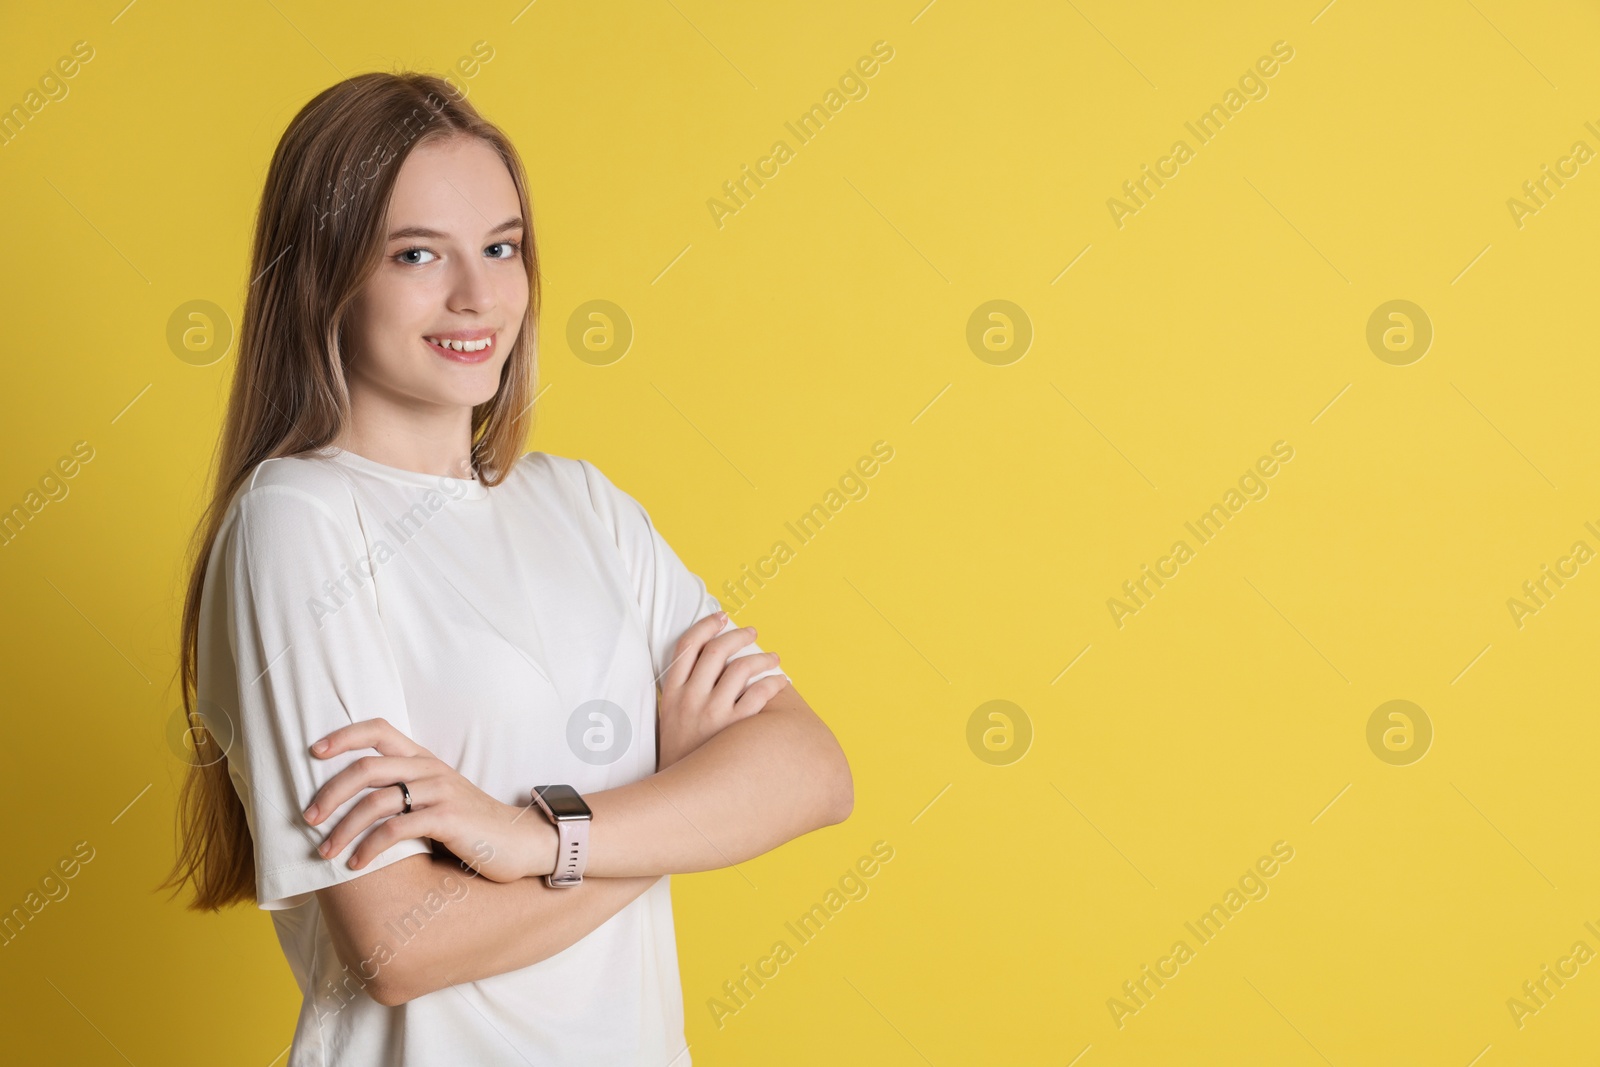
[423, 330, 497, 364]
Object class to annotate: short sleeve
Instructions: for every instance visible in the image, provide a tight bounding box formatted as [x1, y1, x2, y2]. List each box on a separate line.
[576, 459, 789, 693]
[212, 484, 432, 911]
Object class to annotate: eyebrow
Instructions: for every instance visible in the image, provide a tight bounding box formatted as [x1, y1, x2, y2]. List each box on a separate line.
[387, 216, 524, 241]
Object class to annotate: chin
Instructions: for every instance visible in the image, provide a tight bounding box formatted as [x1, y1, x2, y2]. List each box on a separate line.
[445, 382, 504, 408]
[397, 377, 494, 411]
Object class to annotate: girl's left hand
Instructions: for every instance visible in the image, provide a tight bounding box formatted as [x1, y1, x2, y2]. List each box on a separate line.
[301, 717, 554, 883]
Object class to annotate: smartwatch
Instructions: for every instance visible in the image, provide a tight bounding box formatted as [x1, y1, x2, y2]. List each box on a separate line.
[530, 784, 591, 888]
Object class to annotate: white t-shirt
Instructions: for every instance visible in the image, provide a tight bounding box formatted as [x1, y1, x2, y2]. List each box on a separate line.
[195, 445, 785, 1066]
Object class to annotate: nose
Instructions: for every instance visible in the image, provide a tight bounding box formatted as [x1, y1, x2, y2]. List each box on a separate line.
[447, 252, 497, 315]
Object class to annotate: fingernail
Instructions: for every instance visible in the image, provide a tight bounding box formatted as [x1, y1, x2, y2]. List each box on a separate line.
[312, 739, 328, 753]
[304, 805, 319, 822]
[716, 611, 728, 622]
[317, 840, 330, 856]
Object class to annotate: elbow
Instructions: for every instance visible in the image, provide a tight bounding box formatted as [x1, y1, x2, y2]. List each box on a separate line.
[369, 982, 407, 1009]
[368, 966, 425, 1008]
[317, 856, 443, 1008]
[824, 747, 854, 826]
[324, 938, 409, 1008]
[362, 962, 411, 1008]
[340, 941, 426, 1008]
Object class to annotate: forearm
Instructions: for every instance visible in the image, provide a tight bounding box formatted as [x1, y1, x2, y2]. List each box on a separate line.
[582, 688, 853, 878]
[351, 854, 659, 1006]
[343, 690, 850, 1002]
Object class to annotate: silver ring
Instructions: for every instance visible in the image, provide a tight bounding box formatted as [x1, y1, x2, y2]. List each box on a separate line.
[395, 781, 412, 814]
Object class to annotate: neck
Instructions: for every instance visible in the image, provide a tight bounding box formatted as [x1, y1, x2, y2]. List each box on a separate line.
[337, 380, 478, 480]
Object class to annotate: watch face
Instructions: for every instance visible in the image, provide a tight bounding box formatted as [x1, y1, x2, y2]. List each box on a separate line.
[536, 784, 592, 819]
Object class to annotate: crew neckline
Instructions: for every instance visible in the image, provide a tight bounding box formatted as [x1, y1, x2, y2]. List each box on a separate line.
[316, 446, 490, 501]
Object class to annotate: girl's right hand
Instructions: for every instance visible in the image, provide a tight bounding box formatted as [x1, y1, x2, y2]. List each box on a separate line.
[657, 611, 788, 771]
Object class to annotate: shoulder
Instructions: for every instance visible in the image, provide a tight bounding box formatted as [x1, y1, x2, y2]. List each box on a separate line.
[510, 451, 653, 544]
[224, 453, 364, 539]
[510, 449, 625, 506]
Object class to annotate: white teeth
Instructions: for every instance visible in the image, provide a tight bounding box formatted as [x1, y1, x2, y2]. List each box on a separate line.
[426, 336, 492, 353]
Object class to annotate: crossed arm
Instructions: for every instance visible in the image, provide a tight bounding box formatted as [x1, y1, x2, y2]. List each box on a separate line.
[315, 683, 852, 1007]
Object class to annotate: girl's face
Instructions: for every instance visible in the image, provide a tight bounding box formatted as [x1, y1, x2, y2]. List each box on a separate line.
[343, 134, 529, 415]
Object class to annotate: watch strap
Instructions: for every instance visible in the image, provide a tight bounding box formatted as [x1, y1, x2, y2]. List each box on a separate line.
[532, 785, 591, 888]
[547, 813, 589, 887]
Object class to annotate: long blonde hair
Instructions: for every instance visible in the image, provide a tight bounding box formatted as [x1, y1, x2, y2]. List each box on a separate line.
[160, 72, 541, 911]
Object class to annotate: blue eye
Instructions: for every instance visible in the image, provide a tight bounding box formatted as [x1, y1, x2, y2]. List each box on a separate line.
[392, 241, 520, 266]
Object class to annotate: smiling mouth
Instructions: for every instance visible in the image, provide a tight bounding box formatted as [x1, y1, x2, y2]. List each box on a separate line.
[424, 334, 494, 354]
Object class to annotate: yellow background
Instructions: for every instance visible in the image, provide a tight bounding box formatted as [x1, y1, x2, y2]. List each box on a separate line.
[2, 0, 1598, 1063]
